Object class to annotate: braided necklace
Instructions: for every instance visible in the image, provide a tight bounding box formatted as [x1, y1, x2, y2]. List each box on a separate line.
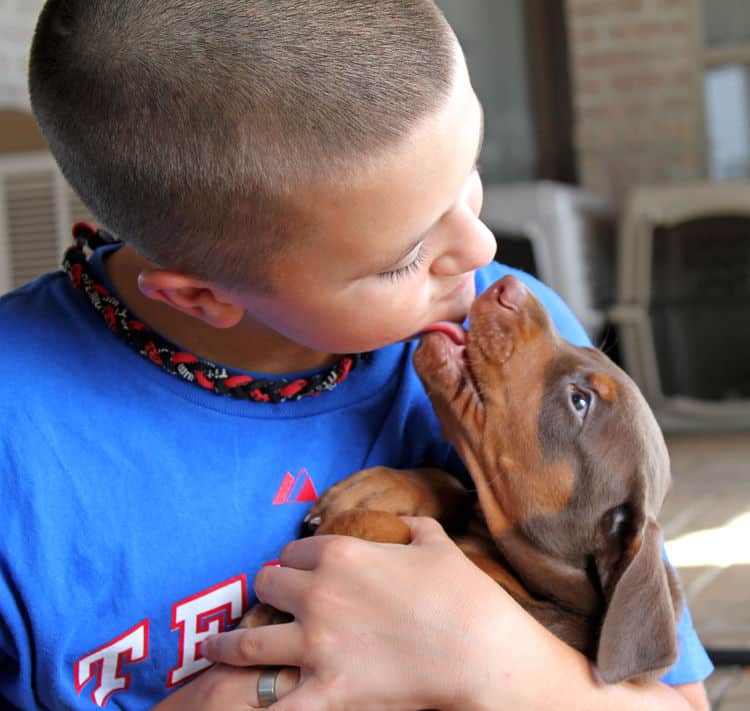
[63, 223, 370, 403]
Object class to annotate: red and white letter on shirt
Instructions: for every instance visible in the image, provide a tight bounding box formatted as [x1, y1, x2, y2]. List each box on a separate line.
[74, 619, 150, 707]
[167, 574, 247, 687]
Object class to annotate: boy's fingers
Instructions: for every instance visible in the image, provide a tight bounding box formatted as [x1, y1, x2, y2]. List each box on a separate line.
[279, 532, 380, 571]
[196, 664, 301, 708]
[277, 535, 325, 570]
[270, 676, 329, 711]
[252, 666, 301, 707]
[254, 563, 315, 613]
[201, 623, 304, 667]
[401, 515, 449, 544]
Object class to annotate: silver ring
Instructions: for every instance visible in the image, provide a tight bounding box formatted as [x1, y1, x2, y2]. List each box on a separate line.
[257, 667, 282, 707]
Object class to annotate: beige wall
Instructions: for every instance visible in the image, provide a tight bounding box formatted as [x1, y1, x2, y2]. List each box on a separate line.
[0, 110, 45, 153]
[566, 0, 705, 207]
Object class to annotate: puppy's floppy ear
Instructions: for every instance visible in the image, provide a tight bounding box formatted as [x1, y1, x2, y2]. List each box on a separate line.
[595, 517, 682, 684]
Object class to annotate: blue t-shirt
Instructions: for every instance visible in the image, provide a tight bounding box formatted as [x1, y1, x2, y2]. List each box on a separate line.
[0, 249, 712, 709]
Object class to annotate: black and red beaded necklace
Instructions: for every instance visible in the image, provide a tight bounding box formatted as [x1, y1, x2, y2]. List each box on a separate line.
[62, 223, 370, 403]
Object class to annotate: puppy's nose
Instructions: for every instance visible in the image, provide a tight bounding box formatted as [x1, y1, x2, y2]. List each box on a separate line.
[497, 275, 527, 311]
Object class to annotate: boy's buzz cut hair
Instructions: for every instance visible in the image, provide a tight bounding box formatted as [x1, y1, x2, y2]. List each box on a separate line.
[29, 0, 457, 290]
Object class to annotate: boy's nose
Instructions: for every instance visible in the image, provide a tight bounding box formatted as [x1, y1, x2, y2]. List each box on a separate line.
[430, 215, 496, 277]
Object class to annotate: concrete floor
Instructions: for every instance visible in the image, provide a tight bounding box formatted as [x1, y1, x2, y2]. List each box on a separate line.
[662, 433, 750, 710]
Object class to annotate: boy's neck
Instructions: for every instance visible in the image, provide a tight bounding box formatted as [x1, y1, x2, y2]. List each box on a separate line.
[104, 246, 339, 375]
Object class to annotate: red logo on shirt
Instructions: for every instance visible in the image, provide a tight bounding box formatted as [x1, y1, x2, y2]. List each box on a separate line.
[272, 468, 318, 505]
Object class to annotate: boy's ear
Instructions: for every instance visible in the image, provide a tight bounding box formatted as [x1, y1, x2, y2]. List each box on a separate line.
[137, 269, 245, 329]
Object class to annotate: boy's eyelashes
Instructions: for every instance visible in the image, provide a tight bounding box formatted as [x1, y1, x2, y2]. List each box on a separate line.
[376, 162, 481, 284]
[378, 243, 430, 282]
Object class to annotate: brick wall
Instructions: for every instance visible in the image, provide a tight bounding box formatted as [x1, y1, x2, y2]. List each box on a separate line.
[566, 0, 706, 206]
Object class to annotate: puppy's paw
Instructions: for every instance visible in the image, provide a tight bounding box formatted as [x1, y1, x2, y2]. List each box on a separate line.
[313, 509, 412, 544]
[304, 466, 407, 530]
[304, 466, 470, 537]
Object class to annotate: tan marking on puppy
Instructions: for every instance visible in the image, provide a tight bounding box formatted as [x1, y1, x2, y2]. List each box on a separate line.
[489, 449, 575, 526]
[589, 372, 618, 402]
[529, 460, 576, 515]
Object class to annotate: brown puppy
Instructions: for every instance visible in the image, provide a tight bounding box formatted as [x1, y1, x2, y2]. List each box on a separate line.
[244, 275, 682, 685]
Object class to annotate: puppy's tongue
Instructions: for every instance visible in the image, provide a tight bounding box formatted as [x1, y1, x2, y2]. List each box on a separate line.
[420, 321, 467, 346]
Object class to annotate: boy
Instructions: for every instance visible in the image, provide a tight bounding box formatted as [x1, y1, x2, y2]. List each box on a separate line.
[1, 0, 711, 708]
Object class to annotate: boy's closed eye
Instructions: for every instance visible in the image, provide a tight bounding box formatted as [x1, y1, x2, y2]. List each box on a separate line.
[379, 242, 430, 282]
[377, 160, 483, 284]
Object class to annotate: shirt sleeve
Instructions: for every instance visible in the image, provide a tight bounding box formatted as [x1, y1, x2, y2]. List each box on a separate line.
[660, 602, 715, 684]
[659, 550, 714, 684]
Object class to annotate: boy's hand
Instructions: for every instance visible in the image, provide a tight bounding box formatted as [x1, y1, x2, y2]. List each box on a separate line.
[150, 664, 300, 709]
[168, 520, 709, 711]
[199, 517, 502, 711]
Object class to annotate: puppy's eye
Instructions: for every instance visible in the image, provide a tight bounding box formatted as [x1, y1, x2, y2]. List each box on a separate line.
[570, 389, 591, 417]
[601, 503, 634, 541]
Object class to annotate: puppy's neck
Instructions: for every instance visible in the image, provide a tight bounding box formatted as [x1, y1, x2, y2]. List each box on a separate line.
[488, 522, 601, 618]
